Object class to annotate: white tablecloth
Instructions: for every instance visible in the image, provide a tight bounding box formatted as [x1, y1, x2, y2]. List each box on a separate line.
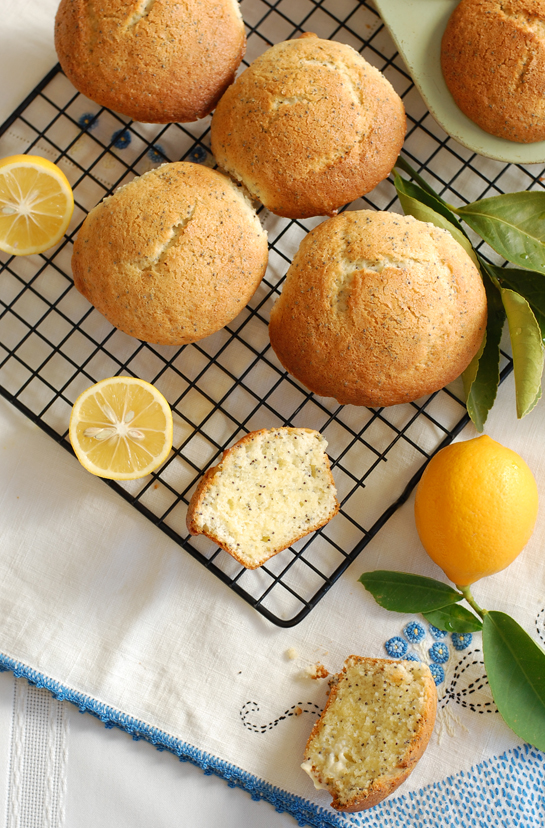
[1, 3, 545, 828]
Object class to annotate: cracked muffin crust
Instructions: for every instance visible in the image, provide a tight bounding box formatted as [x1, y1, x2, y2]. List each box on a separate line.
[72, 162, 268, 345]
[441, 0, 545, 142]
[210, 33, 406, 219]
[55, 0, 246, 123]
[268, 210, 487, 408]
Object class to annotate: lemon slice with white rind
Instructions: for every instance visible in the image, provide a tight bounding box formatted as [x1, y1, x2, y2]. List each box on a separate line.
[69, 377, 173, 480]
[0, 154, 74, 256]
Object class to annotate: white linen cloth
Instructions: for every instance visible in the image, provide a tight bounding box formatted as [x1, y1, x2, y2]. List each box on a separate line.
[1, 2, 545, 827]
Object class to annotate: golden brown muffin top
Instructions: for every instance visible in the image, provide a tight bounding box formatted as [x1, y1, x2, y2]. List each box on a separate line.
[72, 162, 268, 345]
[269, 210, 487, 408]
[55, 0, 246, 123]
[441, 0, 545, 142]
[211, 34, 406, 219]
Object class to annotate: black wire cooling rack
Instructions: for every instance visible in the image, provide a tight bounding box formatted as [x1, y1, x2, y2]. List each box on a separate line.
[0, 0, 519, 627]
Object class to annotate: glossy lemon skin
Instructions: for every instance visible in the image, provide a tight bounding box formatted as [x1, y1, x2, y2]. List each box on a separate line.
[414, 435, 539, 586]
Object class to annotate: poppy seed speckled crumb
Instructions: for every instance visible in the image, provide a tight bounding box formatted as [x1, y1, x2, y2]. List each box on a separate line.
[302, 656, 437, 812]
[186, 428, 339, 569]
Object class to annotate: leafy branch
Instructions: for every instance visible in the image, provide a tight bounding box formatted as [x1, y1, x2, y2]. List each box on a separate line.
[359, 570, 545, 751]
[393, 156, 545, 430]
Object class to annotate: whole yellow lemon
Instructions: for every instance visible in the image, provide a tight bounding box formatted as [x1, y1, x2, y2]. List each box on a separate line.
[414, 435, 538, 586]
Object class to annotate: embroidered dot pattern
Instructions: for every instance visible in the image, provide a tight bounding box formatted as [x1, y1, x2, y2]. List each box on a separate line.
[383, 621, 489, 705]
[404, 621, 426, 643]
[452, 632, 473, 651]
[188, 145, 208, 163]
[78, 112, 99, 131]
[147, 144, 167, 164]
[429, 663, 445, 685]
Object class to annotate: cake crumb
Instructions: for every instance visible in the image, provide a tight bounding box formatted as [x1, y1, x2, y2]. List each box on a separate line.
[305, 662, 329, 680]
[286, 647, 298, 661]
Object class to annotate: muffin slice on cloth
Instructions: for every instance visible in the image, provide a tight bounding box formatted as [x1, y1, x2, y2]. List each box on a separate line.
[302, 656, 437, 811]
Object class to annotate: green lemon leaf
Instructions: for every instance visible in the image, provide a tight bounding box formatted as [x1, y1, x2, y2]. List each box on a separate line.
[423, 604, 483, 633]
[456, 192, 545, 274]
[463, 265, 506, 432]
[486, 261, 545, 316]
[394, 155, 449, 202]
[394, 174, 479, 268]
[483, 611, 545, 751]
[359, 571, 463, 613]
[462, 330, 486, 398]
[501, 288, 544, 418]
[531, 305, 545, 344]
[394, 173, 468, 234]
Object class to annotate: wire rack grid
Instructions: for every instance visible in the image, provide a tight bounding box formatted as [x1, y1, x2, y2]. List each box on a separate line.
[0, 0, 520, 626]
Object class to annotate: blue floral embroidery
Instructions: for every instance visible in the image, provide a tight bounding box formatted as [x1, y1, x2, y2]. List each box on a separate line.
[148, 144, 167, 164]
[382, 618, 495, 720]
[188, 145, 208, 163]
[404, 621, 425, 643]
[429, 663, 445, 684]
[78, 112, 99, 131]
[111, 128, 132, 149]
[429, 641, 449, 664]
[452, 632, 473, 650]
[384, 636, 408, 658]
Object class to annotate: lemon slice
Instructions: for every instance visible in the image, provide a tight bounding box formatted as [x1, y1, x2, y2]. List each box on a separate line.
[69, 377, 174, 480]
[0, 154, 74, 256]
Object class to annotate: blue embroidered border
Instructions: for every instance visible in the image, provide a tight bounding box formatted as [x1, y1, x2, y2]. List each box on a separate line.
[0, 653, 338, 827]
[1, 653, 543, 827]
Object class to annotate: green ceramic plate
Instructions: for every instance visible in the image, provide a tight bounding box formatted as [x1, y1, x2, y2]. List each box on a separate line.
[374, 0, 545, 164]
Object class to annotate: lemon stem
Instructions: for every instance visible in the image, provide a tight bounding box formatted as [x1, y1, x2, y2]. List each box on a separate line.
[457, 585, 487, 620]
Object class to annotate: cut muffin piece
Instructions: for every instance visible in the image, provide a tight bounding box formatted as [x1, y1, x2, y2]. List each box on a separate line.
[186, 428, 339, 568]
[302, 656, 437, 811]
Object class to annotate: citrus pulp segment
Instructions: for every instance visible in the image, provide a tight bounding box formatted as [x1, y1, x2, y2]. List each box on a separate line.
[0, 154, 74, 256]
[69, 377, 173, 480]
